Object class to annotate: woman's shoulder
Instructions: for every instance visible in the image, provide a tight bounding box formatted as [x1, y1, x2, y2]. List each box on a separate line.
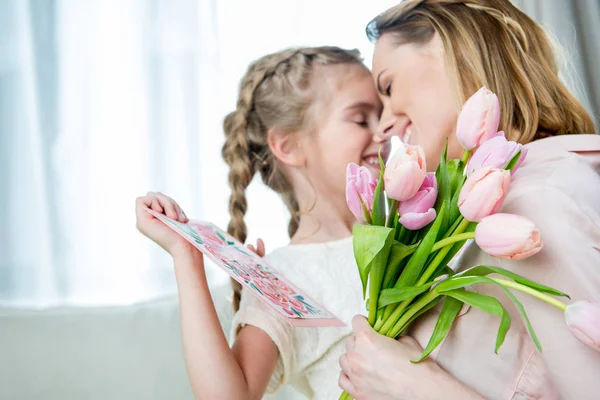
[509, 134, 600, 210]
[521, 134, 600, 174]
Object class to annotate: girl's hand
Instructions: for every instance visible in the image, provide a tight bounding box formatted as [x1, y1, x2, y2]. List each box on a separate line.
[247, 238, 266, 257]
[339, 316, 481, 400]
[135, 192, 195, 257]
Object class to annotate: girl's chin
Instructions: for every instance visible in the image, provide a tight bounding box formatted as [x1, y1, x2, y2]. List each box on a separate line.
[362, 162, 382, 175]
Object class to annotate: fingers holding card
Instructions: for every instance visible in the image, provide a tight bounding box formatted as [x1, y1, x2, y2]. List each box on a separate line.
[146, 209, 345, 327]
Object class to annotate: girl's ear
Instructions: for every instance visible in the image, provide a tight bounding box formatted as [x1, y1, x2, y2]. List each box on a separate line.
[267, 129, 306, 167]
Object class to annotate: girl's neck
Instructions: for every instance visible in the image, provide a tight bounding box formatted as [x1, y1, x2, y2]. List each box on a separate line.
[290, 194, 355, 245]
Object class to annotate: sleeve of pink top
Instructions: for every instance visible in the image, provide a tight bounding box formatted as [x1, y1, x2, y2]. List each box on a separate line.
[496, 149, 600, 398]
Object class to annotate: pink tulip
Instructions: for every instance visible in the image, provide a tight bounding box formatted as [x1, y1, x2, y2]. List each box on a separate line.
[398, 172, 438, 230]
[466, 133, 528, 176]
[458, 166, 510, 222]
[565, 301, 600, 352]
[346, 163, 377, 222]
[475, 213, 543, 260]
[384, 145, 427, 202]
[456, 87, 502, 150]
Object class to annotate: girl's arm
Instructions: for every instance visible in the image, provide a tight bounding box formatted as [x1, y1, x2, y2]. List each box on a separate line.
[135, 192, 278, 400]
[174, 250, 278, 400]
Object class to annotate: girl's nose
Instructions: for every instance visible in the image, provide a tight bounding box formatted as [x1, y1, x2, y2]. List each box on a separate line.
[374, 105, 396, 143]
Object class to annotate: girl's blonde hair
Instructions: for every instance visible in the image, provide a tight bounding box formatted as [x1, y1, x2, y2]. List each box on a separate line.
[367, 0, 596, 142]
[222, 47, 364, 311]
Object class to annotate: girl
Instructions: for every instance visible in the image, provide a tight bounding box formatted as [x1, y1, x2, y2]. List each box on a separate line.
[135, 46, 391, 399]
[339, 1, 600, 399]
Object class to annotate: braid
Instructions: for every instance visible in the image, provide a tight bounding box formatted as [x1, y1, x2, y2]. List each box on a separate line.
[222, 56, 281, 312]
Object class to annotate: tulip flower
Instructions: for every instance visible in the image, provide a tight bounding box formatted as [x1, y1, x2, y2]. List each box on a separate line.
[565, 301, 600, 352]
[475, 213, 542, 260]
[457, 87, 502, 150]
[467, 134, 528, 176]
[384, 145, 427, 202]
[458, 166, 511, 222]
[398, 173, 438, 230]
[346, 163, 377, 222]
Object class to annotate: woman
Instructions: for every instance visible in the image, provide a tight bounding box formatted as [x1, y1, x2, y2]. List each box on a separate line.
[339, 1, 600, 399]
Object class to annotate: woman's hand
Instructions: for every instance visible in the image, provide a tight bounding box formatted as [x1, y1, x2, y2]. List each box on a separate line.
[135, 191, 196, 258]
[339, 316, 483, 400]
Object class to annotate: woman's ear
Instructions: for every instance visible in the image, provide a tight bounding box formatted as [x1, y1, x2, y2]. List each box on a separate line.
[267, 129, 306, 167]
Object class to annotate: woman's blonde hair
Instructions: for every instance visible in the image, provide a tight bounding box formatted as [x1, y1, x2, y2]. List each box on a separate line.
[367, 0, 596, 142]
[222, 46, 364, 311]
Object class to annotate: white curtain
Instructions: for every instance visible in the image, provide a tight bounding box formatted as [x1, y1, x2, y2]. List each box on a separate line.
[1, 0, 597, 307]
[513, 0, 600, 125]
[0, 0, 399, 307]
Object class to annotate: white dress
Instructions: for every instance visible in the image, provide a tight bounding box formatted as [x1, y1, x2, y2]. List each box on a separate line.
[230, 237, 364, 400]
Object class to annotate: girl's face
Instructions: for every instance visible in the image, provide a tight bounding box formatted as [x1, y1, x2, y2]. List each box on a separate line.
[300, 64, 389, 206]
[372, 33, 463, 171]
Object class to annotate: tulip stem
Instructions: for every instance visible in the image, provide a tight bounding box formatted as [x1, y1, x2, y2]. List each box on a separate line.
[430, 232, 475, 252]
[461, 149, 472, 165]
[377, 218, 471, 335]
[491, 278, 567, 311]
[387, 200, 399, 228]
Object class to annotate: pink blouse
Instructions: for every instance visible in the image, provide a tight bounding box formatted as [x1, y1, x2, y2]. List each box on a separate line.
[408, 134, 600, 400]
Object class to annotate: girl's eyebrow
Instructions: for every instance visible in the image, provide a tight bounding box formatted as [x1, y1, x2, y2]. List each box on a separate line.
[344, 101, 378, 112]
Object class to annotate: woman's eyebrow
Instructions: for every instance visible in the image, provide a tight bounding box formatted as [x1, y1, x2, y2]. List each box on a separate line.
[376, 70, 387, 95]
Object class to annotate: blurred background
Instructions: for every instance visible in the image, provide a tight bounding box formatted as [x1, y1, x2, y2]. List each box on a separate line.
[0, 0, 598, 308]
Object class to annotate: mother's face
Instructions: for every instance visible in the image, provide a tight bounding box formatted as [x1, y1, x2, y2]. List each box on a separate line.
[372, 33, 464, 171]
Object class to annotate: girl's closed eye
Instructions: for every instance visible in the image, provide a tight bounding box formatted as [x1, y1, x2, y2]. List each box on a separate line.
[350, 112, 369, 127]
[355, 118, 368, 127]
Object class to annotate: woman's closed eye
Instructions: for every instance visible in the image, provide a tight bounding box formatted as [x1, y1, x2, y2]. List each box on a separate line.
[384, 82, 392, 97]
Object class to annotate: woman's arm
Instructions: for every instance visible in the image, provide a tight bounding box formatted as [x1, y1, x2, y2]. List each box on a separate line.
[339, 316, 485, 400]
[494, 179, 600, 398]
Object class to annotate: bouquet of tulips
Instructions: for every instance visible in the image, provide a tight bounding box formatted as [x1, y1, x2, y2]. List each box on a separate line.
[339, 87, 600, 399]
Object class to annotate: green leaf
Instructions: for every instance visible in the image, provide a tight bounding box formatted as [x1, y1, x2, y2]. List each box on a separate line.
[435, 275, 543, 352]
[379, 282, 435, 308]
[442, 215, 464, 239]
[449, 174, 467, 225]
[442, 288, 511, 353]
[446, 159, 463, 195]
[455, 265, 570, 298]
[395, 202, 446, 288]
[412, 296, 463, 362]
[371, 157, 386, 226]
[438, 221, 477, 267]
[387, 295, 442, 337]
[434, 276, 485, 292]
[495, 283, 542, 352]
[352, 225, 395, 297]
[368, 227, 396, 325]
[434, 141, 451, 233]
[382, 241, 419, 289]
[504, 149, 522, 172]
[360, 199, 372, 225]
